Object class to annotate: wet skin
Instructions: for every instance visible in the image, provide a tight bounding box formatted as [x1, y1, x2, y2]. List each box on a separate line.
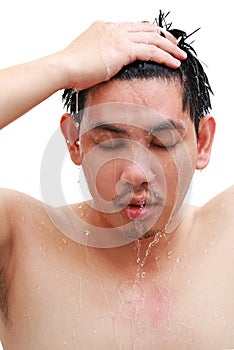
[67, 79, 198, 238]
[1, 79, 234, 349]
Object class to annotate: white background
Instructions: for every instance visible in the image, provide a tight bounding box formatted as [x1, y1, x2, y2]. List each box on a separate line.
[0, 0, 233, 348]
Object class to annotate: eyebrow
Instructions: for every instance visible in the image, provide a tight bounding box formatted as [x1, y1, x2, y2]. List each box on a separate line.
[91, 123, 130, 136]
[90, 119, 186, 135]
[147, 120, 186, 133]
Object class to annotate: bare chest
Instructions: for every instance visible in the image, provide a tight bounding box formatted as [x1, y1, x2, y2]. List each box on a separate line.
[5, 255, 234, 350]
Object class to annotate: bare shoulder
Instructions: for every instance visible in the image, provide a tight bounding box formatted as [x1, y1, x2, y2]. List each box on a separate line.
[0, 188, 83, 249]
[0, 186, 43, 204]
[202, 185, 234, 215]
[0, 188, 56, 245]
[198, 185, 234, 241]
[0, 187, 46, 220]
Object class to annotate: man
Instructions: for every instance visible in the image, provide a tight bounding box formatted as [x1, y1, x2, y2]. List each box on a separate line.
[0, 13, 234, 350]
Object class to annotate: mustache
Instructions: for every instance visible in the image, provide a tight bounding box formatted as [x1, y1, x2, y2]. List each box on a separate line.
[112, 185, 164, 208]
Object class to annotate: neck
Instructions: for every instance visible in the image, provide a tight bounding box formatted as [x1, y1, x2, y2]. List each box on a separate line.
[95, 204, 198, 279]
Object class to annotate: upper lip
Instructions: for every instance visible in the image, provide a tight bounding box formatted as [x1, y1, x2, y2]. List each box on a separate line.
[128, 196, 152, 206]
[117, 192, 162, 208]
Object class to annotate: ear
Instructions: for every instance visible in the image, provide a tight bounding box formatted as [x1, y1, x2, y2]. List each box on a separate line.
[60, 113, 83, 165]
[196, 115, 216, 170]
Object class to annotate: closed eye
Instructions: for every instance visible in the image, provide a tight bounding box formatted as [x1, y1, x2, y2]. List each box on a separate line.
[94, 138, 126, 150]
[150, 129, 182, 149]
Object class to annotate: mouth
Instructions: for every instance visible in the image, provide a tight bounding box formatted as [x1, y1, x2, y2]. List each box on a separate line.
[123, 200, 158, 220]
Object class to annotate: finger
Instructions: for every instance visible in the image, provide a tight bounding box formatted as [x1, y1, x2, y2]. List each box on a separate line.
[125, 21, 177, 44]
[111, 21, 162, 34]
[109, 21, 187, 59]
[129, 43, 182, 69]
[159, 27, 178, 44]
[128, 32, 187, 60]
[103, 21, 180, 48]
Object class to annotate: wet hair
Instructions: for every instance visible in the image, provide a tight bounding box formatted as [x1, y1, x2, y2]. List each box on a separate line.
[62, 11, 213, 136]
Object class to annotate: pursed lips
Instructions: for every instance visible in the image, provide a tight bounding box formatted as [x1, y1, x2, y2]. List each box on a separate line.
[118, 194, 163, 220]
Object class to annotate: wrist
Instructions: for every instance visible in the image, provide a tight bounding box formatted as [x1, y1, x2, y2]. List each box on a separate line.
[42, 50, 75, 91]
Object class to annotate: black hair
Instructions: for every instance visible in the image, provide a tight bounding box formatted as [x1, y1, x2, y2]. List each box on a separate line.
[62, 11, 213, 136]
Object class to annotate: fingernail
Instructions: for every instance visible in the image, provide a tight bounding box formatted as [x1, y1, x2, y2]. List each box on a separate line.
[173, 58, 181, 67]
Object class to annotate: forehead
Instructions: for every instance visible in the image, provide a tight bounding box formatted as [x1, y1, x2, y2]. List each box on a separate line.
[81, 79, 190, 132]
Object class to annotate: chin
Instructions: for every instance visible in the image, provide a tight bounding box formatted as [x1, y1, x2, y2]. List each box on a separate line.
[142, 231, 156, 239]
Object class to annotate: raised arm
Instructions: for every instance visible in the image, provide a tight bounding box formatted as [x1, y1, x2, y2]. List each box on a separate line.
[0, 20, 186, 129]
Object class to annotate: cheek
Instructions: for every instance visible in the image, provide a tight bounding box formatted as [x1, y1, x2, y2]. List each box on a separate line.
[81, 144, 122, 201]
[163, 142, 196, 211]
[92, 160, 122, 200]
[158, 154, 179, 204]
[155, 144, 194, 216]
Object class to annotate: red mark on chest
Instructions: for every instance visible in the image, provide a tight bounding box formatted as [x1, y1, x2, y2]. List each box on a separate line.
[143, 285, 173, 327]
[117, 280, 174, 329]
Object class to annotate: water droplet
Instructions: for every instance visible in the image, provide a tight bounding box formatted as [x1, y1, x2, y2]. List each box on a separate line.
[62, 238, 67, 245]
[141, 271, 146, 279]
[80, 212, 85, 218]
[167, 250, 172, 259]
[135, 271, 141, 280]
[84, 230, 90, 236]
[176, 256, 181, 263]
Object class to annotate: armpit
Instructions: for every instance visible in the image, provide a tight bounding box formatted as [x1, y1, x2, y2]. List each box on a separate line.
[0, 268, 10, 326]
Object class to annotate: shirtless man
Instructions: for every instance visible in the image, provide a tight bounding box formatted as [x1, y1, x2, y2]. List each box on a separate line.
[0, 15, 234, 350]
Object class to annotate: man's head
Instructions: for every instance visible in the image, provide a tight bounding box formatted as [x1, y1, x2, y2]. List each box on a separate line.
[60, 12, 215, 239]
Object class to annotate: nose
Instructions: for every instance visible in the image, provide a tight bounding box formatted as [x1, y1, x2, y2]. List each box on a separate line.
[119, 160, 155, 191]
[116, 139, 160, 195]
